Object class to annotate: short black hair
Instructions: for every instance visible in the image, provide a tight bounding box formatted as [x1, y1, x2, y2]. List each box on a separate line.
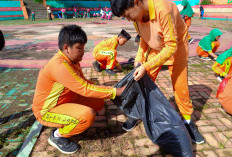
[0, 30, 5, 51]
[135, 34, 140, 43]
[110, 0, 137, 17]
[118, 29, 131, 40]
[58, 25, 87, 50]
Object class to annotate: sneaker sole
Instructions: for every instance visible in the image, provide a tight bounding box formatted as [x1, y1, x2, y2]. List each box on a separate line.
[192, 139, 205, 144]
[122, 120, 140, 132]
[92, 62, 101, 72]
[48, 137, 78, 154]
[189, 39, 194, 44]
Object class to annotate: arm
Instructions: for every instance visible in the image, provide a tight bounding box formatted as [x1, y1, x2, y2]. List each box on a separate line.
[115, 60, 122, 71]
[53, 61, 117, 99]
[208, 51, 218, 60]
[134, 37, 148, 67]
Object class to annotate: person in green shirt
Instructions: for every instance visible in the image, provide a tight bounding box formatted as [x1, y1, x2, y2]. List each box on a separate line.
[196, 28, 223, 61]
[180, 0, 194, 44]
[31, 11, 35, 21]
[212, 47, 232, 82]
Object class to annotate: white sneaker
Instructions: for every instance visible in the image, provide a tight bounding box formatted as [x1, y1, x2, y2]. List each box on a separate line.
[188, 38, 194, 44]
[217, 76, 223, 82]
[200, 57, 211, 61]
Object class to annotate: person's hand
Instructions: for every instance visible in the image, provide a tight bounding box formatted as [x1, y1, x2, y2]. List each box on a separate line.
[116, 85, 126, 96]
[134, 61, 142, 67]
[133, 65, 146, 81]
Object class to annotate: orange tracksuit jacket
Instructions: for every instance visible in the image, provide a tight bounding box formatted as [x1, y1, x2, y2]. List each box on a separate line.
[93, 35, 119, 70]
[134, 0, 192, 116]
[32, 50, 116, 137]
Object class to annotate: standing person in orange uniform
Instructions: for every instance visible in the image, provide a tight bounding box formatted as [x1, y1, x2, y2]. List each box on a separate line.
[196, 28, 223, 61]
[110, 0, 205, 144]
[92, 29, 131, 75]
[32, 25, 125, 154]
[180, 0, 195, 44]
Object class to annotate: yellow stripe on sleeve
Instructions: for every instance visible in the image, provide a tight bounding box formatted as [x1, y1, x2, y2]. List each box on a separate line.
[62, 61, 115, 95]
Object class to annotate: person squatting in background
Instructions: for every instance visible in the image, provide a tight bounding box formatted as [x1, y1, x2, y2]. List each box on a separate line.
[212, 47, 232, 82]
[92, 29, 131, 75]
[196, 28, 223, 61]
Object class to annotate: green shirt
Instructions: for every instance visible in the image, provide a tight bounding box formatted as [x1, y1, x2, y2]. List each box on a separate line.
[180, 0, 194, 17]
[199, 28, 223, 52]
[216, 47, 232, 65]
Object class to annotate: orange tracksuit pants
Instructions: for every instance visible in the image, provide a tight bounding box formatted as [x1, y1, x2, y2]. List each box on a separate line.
[212, 57, 232, 77]
[37, 94, 104, 138]
[196, 41, 220, 57]
[93, 48, 118, 70]
[184, 16, 191, 40]
[146, 61, 193, 115]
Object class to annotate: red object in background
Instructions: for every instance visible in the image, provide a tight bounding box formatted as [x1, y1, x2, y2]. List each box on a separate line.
[217, 75, 232, 115]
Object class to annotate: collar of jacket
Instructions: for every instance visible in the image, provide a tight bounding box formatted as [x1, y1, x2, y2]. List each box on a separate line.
[148, 0, 156, 20]
[58, 50, 74, 65]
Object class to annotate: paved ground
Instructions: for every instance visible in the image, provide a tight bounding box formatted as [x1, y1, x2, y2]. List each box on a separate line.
[0, 17, 232, 156]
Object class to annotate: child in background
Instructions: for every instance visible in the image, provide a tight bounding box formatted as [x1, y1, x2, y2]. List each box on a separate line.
[87, 8, 90, 18]
[31, 11, 35, 21]
[180, 0, 195, 44]
[212, 47, 232, 82]
[100, 8, 106, 20]
[199, 5, 204, 20]
[196, 28, 223, 61]
[32, 25, 125, 154]
[92, 29, 131, 75]
[74, 7, 77, 18]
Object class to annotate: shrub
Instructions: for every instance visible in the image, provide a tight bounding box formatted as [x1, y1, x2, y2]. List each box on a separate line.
[200, 0, 212, 5]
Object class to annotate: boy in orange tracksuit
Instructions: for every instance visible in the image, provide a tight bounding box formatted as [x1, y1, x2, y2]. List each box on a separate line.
[111, 0, 204, 144]
[92, 29, 131, 75]
[32, 25, 125, 154]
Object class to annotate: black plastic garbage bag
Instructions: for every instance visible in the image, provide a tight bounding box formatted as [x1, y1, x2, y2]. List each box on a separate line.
[112, 69, 193, 157]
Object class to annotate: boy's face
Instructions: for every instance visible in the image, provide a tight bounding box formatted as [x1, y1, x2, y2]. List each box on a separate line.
[118, 36, 128, 46]
[67, 43, 85, 64]
[122, 0, 144, 22]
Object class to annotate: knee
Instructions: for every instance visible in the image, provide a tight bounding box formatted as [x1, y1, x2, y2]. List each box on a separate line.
[82, 108, 96, 128]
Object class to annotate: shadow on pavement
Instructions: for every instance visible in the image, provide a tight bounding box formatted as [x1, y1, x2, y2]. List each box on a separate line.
[0, 109, 33, 125]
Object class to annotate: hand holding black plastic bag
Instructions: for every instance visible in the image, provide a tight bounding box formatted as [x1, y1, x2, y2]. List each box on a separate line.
[112, 69, 193, 157]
